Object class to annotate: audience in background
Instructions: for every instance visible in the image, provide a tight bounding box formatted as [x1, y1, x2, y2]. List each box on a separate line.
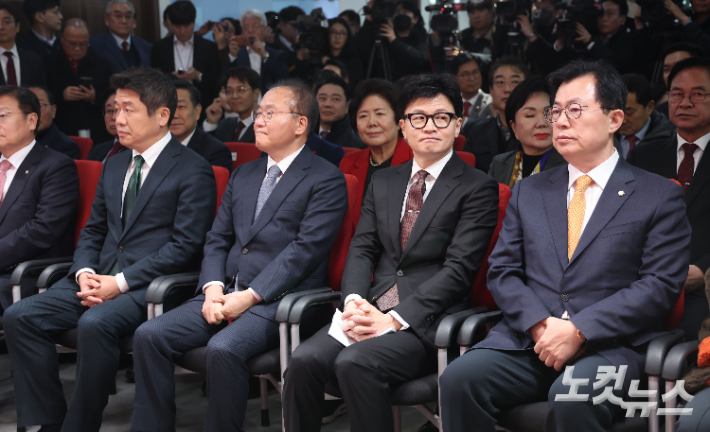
[452, 53, 491, 126]
[655, 43, 705, 117]
[204, 67, 260, 144]
[271, 6, 309, 80]
[338, 9, 361, 36]
[0, 3, 47, 88]
[323, 18, 364, 91]
[89, 0, 151, 74]
[17, 0, 62, 63]
[88, 87, 127, 162]
[315, 72, 365, 149]
[323, 58, 350, 83]
[459, 0, 494, 56]
[29, 86, 80, 160]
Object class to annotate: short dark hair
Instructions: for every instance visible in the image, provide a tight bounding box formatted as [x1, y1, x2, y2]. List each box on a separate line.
[668, 57, 710, 90]
[167, 0, 196, 26]
[549, 60, 626, 112]
[621, 74, 653, 107]
[603, 0, 628, 18]
[0, 2, 21, 24]
[222, 67, 261, 93]
[22, 0, 59, 25]
[314, 73, 350, 100]
[399, 73, 464, 118]
[467, 0, 493, 12]
[504, 76, 549, 128]
[450, 52, 481, 76]
[278, 6, 305, 23]
[395, 1, 423, 24]
[338, 10, 360, 27]
[349, 79, 400, 128]
[172, 79, 201, 108]
[100, 86, 117, 109]
[0, 86, 42, 134]
[324, 58, 350, 81]
[489, 56, 528, 86]
[110, 68, 178, 124]
[270, 79, 320, 136]
[28, 85, 55, 106]
[660, 42, 705, 63]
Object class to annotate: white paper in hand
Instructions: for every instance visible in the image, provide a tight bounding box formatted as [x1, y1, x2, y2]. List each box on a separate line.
[327, 309, 395, 347]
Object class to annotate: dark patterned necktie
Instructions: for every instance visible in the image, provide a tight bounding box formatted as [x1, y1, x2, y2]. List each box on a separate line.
[254, 165, 281, 220]
[320, 130, 329, 140]
[105, 140, 125, 160]
[677, 143, 698, 193]
[626, 135, 637, 157]
[233, 121, 246, 142]
[4, 52, 17, 86]
[122, 41, 129, 52]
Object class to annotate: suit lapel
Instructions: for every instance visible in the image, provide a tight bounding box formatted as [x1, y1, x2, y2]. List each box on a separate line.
[0, 144, 42, 225]
[187, 128, 204, 153]
[542, 167, 570, 269]
[388, 161, 413, 259]
[658, 138, 678, 180]
[105, 34, 128, 71]
[568, 161, 636, 265]
[18, 51, 29, 85]
[193, 37, 205, 74]
[686, 148, 710, 207]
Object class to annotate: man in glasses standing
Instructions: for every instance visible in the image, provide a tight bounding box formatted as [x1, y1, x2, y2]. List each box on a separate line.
[441, 60, 691, 432]
[282, 73, 499, 432]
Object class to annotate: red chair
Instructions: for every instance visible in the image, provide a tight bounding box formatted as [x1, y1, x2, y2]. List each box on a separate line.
[342, 147, 361, 154]
[224, 142, 263, 171]
[212, 166, 230, 217]
[456, 151, 476, 168]
[454, 135, 466, 151]
[327, 174, 359, 291]
[68, 136, 94, 160]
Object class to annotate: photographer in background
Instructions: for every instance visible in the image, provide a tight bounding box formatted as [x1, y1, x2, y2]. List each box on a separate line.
[657, 0, 710, 54]
[460, 0, 495, 56]
[270, 6, 313, 81]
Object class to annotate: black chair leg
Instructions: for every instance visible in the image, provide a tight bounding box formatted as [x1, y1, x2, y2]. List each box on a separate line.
[125, 367, 135, 383]
[260, 377, 270, 426]
[16, 427, 26, 432]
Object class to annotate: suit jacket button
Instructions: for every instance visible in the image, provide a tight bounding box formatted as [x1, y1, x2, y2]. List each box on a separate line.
[117, 246, 124, 253]
[396, 270, 404, 277]
[242, 247, 248, 255]
[561, 293, 569, 302]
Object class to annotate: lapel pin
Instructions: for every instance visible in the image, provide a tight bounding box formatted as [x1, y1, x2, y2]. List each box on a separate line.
[25, 170, 29, 174]
[618, 191, 625, 197]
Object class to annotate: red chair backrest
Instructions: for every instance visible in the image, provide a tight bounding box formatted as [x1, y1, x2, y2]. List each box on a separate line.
[327, 174, 359, 291]
[74, 160, 103, 245]
[470, 183, 512, 310]
[224, 142, 263, 171]
[69, 136, 94, 160]
[342, 147, 361, 154]
[454, 135, 466, 151]
[456, 151, 476, 167]
[212, 166, 230, 217]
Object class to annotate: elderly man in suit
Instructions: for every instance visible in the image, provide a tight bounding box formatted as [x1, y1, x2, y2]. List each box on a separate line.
[129, 80, 348, 432]
[628, 57, 710, 339]
[440, 60, 692, 432]
[3, 68, 216, 432]
[204, 67, 260, 144]
[0, 86, 78, 311]
[89, 0, 151, 74]
[0, 3, 47, 88]
[282, 73, 500, 432]
[87, 87, 128, 162]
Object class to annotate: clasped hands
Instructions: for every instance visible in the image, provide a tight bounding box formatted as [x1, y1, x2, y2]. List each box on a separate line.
[531, 317, 586, 371]
[76, 272, 121, 307]
[202, 285, 256, 325]
[341, 299, 401, 343]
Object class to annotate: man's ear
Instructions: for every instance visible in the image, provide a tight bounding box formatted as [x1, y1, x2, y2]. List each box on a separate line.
[608, 109, 624, 134]
[158, 107, 172, 128]
[195, 103, 203, 119]
[399, 118, 406, 141]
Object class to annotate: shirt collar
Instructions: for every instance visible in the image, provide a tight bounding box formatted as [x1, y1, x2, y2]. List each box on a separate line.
[173, 34, 194, 47]
[131, 132, 172, 167]
[179, 129, 197, 146]
[240, 111, 254, 128]
[632, 116, 652, 141]
[266, 145, 305, 176]
[677, 131, 710, 152]
[462, 91, 482, 106]
[0, 140, 36, 167]
[278, 34, 294, 51]
[568, 150, 619, 192]
[0, 44, 19, 58]
[111, 32, 131, 49]
[32, 29, 56, 45]
[411, 149, 454, 181]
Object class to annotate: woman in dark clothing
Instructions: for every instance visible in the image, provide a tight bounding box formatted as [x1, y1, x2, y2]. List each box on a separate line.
[322, 18, 364, 91]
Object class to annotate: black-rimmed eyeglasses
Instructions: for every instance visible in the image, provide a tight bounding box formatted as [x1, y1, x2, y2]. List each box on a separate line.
[404, 112, 456, 129]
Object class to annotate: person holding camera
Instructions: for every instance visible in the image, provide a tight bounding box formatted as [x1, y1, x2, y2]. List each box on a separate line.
[460, 0, 495, 56]
[656, 0, 710, 54]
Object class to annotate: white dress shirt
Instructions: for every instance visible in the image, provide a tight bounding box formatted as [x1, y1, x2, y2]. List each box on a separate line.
[620, 116, 651, 158]
[179, 129, 196, 147]
[76, 132, 173, 293]
[173, 34, 194, 72]
[247, 47, 262, 75]
[201, 145, 306, 301]
[0, 141, 35, 200]
[567, 150, 620, 234]
[111, 33, 131, 51]
[278, 34, 294, 52]
[0, 44, 21, 85]
[677, 131, 709, 174]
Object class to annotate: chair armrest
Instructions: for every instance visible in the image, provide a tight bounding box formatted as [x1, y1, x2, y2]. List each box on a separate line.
[434, 307, 488, 349]
[10, 257, 73, 285]
[37, 263, 73, 290]
[661, 340, 700, 381]
[644, 329, 685, 376]
[145, 272, 200, 318]
[274, 288, 332, 323]
[457, 310, 504, 348]
[288, 291, 342, 324]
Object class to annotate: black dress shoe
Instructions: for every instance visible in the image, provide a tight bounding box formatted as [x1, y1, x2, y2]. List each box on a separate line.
[418, 420, 439, 432]
[38, 424, 62, 432]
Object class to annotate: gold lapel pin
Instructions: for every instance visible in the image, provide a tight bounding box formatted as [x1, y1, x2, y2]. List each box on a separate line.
[25, 170, 29, 174]
[618, 191, 625, 197]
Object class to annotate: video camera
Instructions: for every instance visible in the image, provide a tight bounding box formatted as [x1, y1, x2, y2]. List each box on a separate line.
[294, 8, 328, 64]
[636, 0, 693, 31]
[426, 0, 461, 49]
[364, 0, 397, 28]
[554, 0, 603, 50]
[494, 0, 531, 56]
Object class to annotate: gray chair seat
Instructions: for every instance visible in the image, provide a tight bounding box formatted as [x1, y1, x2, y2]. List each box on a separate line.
[53, 328, 134, 353]
[390, 374, 438, 406]
[497, 402, 648, 432]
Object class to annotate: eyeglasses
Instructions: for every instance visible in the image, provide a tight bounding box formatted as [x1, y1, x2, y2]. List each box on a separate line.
[493, 79, 521, 89]
[457, 70, 480, 79]
[225, 86, 253, 96]
[39, 103, 51, 110]
[329, 30, 348, 37]
[669, 91, 709, 104]
[544, 103, 589, 123]
[104, 108, 117, 117]
[64, 40, 89, 48]
[110, 12, 134, 21]
[252, 110, 303, 122]
[404, 112, 456, 129]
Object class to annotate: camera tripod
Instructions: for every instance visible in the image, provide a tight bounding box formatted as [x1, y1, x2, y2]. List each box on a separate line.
[366, 38, 392, 82]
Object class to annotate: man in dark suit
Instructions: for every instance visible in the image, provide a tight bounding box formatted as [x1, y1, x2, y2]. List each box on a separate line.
[3, 68, 216, 432]
[130, 80, 348, 432]
[628, 57, 710, 339]
[223, 9, 289, 95]
[151, 1, 220, 113]
[282, 74, 500, 432]
[0, 3, 47, 88]
[305, 132, 346, 167]
[0, 86, 78, 311]
[315, 73, 366, 149]
[29, 86, 80, 159]
[441, 60, 692, 432]
[17, 0, 62, 63]
[171, 80, 232, 172]
[88, 0, 151, 75]
[87, 87, 128, 162]
[204, 67, 260, 144]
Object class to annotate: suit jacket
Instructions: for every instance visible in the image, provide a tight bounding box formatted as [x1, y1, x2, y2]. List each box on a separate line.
[305, 133, 345, 167]
[47, 50, 112, 138]
[462, 90, 493, 126]
[225, 45, 289, 95]
[462, 116, 518, 173]
[628, 136, 710, 273]
[339, 137, 413, 227]
[212, 117, 255, 144]
[0, 145, 78, 308]
[16, 31, 60, 64]
[0, 47, 47, 87]
[151, 35, 221, 110]
[87, 139, 126, 162]
[186, 127, 233, 173]
[196, 148, 348, 320]
[616, 110, 676, 158]
[340, 153, 499, 339]
[487, 147, 568, 185]
[64, 137, 216, 305]
[324, 115, 366, 149]
[36, 124, 81, 160]
[476, 159, 691, 380]
[89, 32, 152, 74]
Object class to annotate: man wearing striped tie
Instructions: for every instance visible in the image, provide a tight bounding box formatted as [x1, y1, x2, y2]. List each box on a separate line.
[441, 60, 692, 432]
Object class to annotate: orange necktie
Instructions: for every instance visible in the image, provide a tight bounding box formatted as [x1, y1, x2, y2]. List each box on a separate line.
[568, 175, 593, 261]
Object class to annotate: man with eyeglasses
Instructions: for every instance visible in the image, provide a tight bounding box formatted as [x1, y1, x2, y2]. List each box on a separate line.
[283, 73, 499, 432]
[204, 67, 260, 144]
[88, 87, 128, 162]
[47, 18, 112, 140]
[270, 6, 311, 80]
[452, 53, 491, 126]
[29, 86, 80, 160]
[629, 57, 710, 339]
[130, 79, 348, 432]
[89, 0, 151, 74]
[0, 3, 47, 88]
[17, 0, 62, 63]
[441, 60, 691, 432]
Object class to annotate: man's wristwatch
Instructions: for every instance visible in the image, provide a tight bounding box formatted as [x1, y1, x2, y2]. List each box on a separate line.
[527, 32, 536, 40]
[576, 329, 586, 341]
